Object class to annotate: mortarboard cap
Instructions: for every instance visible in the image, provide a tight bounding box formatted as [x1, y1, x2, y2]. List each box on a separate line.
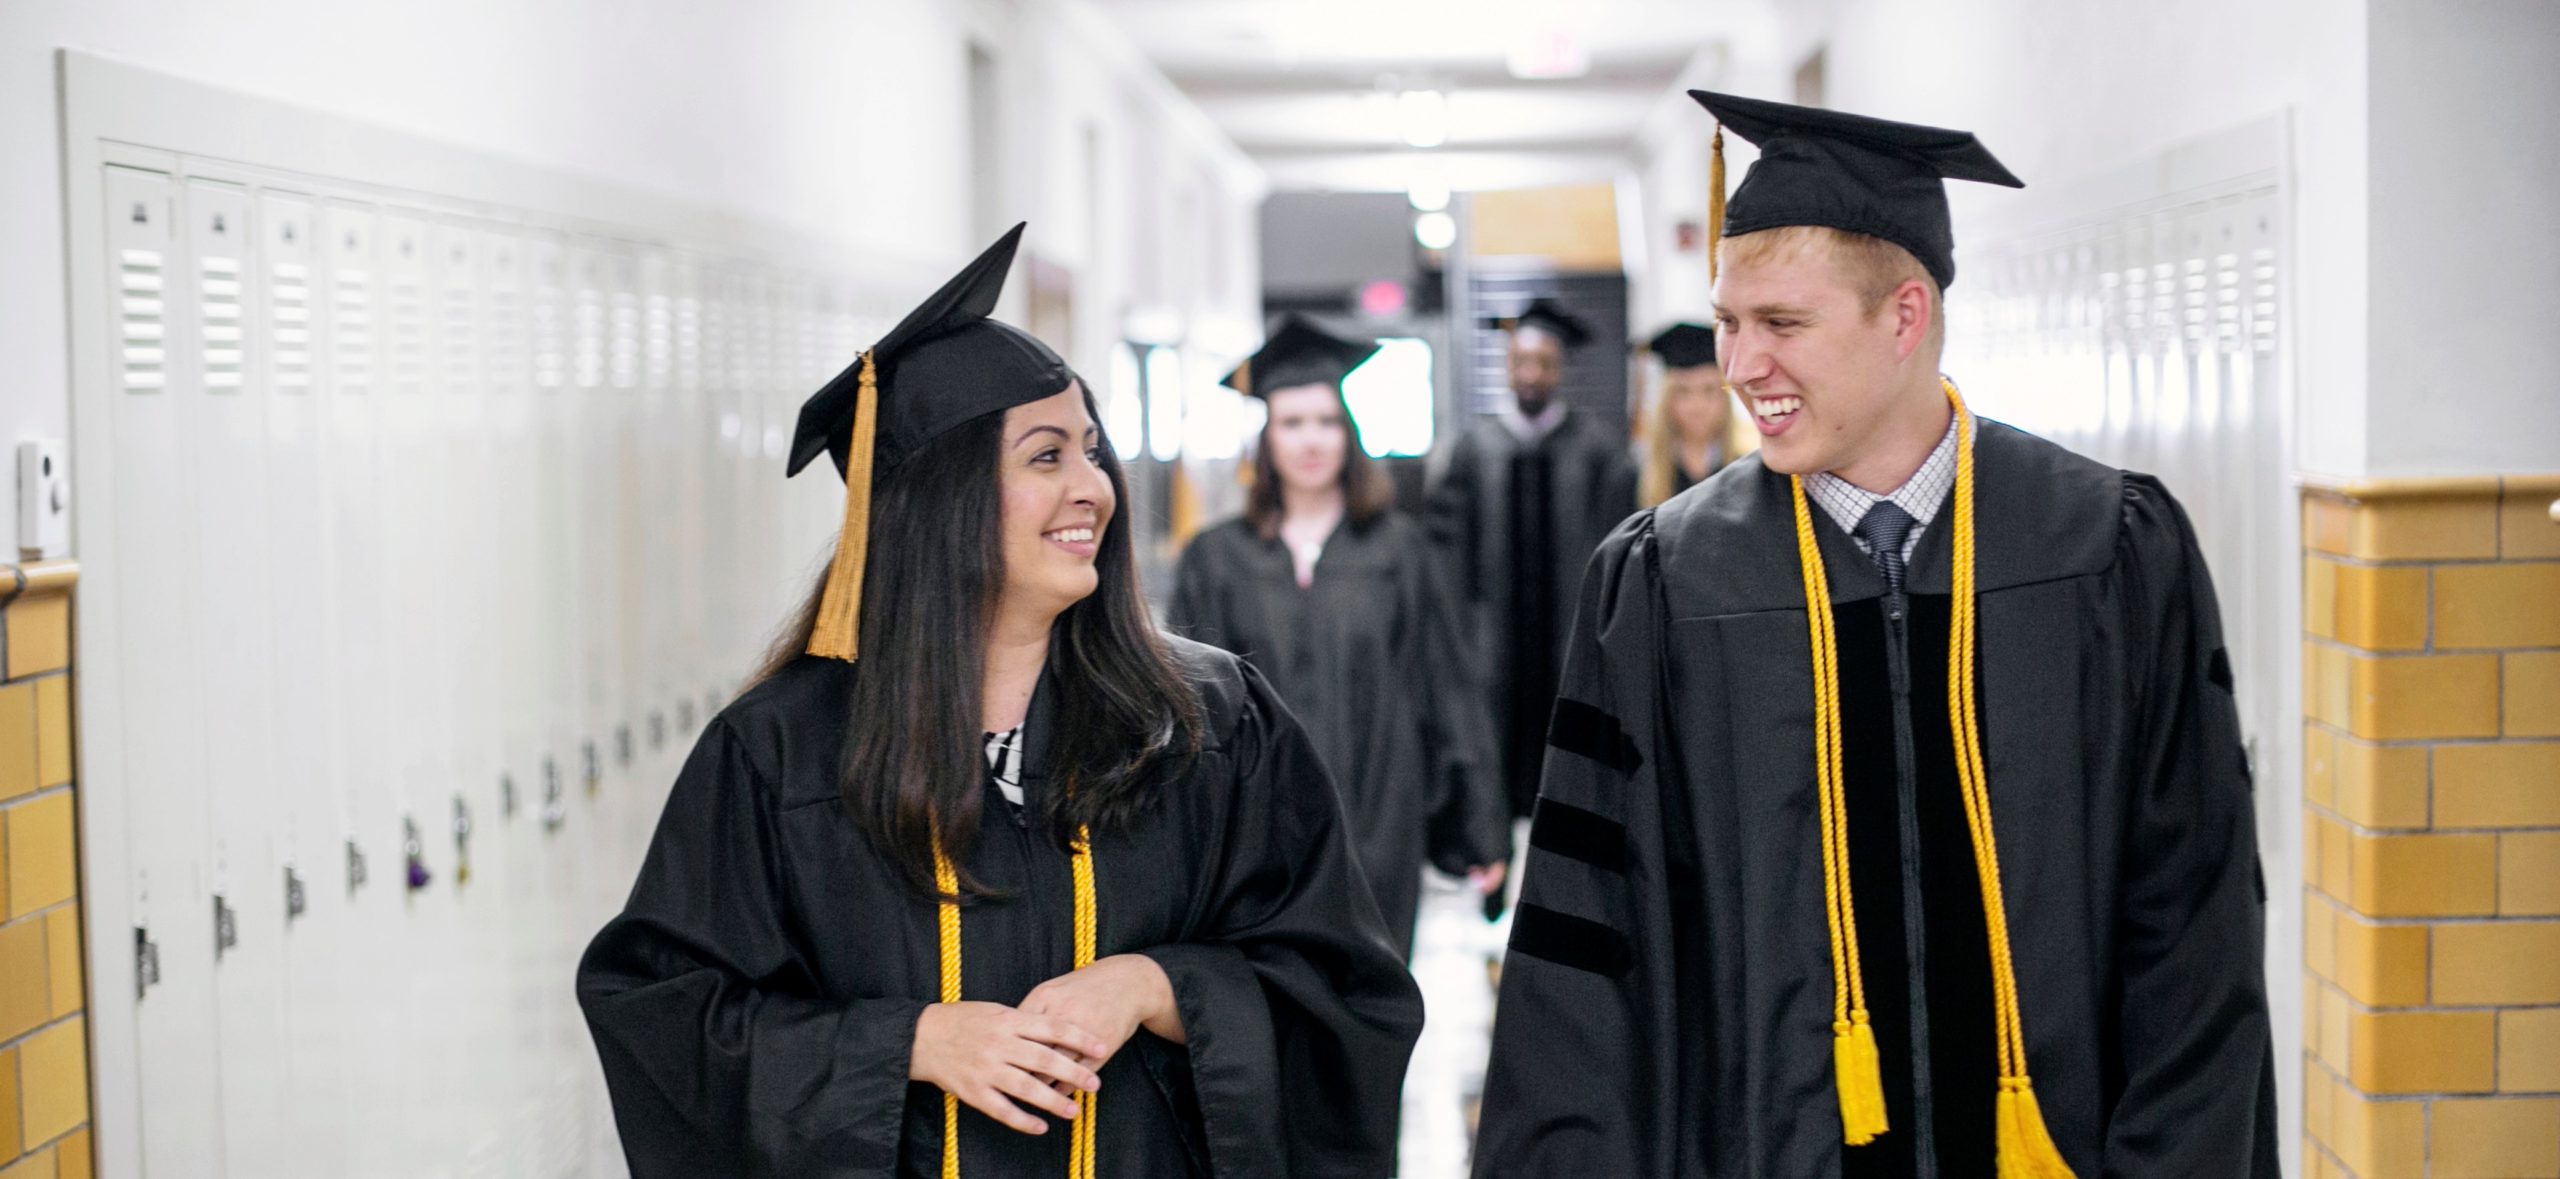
[1481, 297, 1592, 350]
[1646, 322, 1720, 370]
[1223, 313, 1382, 399]
[1688, 90, 2023, 290]
[789, 222, 1077, 660]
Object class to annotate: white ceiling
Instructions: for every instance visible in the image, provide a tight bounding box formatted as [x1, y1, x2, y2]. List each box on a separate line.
[1086, 0, 1749, 192]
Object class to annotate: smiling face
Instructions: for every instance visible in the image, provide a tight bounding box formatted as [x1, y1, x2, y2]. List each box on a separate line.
[1261, 382, 1351, 497]
[1712, 227, 1943, 485]
[996, 382, 1115, 625]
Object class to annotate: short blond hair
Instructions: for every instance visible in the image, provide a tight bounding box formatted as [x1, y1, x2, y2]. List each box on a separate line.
[1721, 225, 1944, 354]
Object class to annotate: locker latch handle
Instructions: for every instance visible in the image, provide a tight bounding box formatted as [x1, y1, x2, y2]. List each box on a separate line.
[134, 926, 161, 999]
[403, 816, 431, 892]
[213, 894, 239, 958]
[543, 757, 568, 832]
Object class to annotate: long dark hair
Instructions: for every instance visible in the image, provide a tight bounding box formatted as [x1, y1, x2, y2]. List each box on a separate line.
[1243, 381, 1394, 539]
[753, 387, 1201, 899]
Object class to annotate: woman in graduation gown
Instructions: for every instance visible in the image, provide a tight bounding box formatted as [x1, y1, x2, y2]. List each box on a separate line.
[1633, 322, 1733, 507]
[577, 226, 1423, 1179]
[1166, 314, 1511, 955]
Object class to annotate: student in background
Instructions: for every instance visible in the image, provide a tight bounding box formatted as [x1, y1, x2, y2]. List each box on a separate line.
[1635, 322, 1735, 507]
[1425, 299, 1637, 822]
[1168, 313, 1510, 956]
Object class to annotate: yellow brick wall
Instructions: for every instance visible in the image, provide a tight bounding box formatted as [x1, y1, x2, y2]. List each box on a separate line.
[2303, 478, 2560, 1179]
[0, 566, 89, 1179]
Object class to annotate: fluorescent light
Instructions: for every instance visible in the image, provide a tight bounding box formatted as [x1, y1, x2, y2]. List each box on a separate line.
[1397, 90, 1448, 149]
[1408, 178, 1451, 213]
[1507, 28, 1590, 80]
[1413, 211, 1457, 251]
[1341, 338, 1435, 458]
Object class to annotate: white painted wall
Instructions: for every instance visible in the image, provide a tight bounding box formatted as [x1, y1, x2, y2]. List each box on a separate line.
[2365, 0, 2560, 476]
[0, 0, 1262, 557]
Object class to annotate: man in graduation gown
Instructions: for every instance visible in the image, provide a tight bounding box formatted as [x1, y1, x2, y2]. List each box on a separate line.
[1475, 93, 2279, 1177]
[1426, 299, 1639, 820]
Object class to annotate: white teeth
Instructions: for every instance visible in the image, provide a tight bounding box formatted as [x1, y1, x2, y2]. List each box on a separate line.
[1046, 528, 1094, 544]
[1756, 396, 1803, 420]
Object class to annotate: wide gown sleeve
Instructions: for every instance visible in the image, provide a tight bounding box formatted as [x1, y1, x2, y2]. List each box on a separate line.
[1474, 512, 1685, 1177]
[1424, 426, 1483, 602]
[1138, 663, 1425, 1179]
[2101, 476, 2281, 1177]
[1410, 532, 1510, 875]
[577, 719, 924, 1179]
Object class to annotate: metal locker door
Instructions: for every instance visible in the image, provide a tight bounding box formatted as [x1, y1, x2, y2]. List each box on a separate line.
[567, 242, 611, 822]
[631, 250, 671, 804]
[703, 267, 743, 705]
[598, 244, 640, 846]
[317, 197, 402, 1179]
[471, 222, 542, 1174]
[254, 188, 351, 1179]
[529, 231, 600, 1175]
[746, 270, 785, 636]
[668, 254, 709, 757]
[387, 210, 471, 1176]
[185, 175, 294, 1179]
[104, 161, 227, 1178]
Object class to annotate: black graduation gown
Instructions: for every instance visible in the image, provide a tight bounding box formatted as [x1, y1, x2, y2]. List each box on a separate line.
[1475, 421, 2279, 1177]
[1425, 409, 1637, 818]
[1165, 512, 1511, 954]
[577, 638, 1423, 1178]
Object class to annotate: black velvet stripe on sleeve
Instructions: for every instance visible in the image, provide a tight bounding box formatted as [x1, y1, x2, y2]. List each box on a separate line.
[1509, 902, 1634, 978]
[1546, 698, 1642, 776]
[1528, 797, 1629, 874]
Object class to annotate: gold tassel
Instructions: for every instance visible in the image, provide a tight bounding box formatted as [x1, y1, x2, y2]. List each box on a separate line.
[1832, 1015, 1889, 1146]
[1707, 125, 1727, 284]
[1997, 1080, 2075, 1179]
[808, 351, 880, 661]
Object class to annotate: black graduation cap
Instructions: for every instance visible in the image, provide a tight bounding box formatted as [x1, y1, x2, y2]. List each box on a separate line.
[1687, 90, 2023, 289]
[1646, 322, 1719, 370]
[1222, 313, 1382, 399]
[788, 222, 1077, 661]
[1481, 298, 1591, 350]
[789, 222, 1073, 480]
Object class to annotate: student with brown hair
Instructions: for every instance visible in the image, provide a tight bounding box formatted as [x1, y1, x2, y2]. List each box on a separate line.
[1635, 322, 1735, 507]
[579, 229, 1421, 1179]
[1168, 313, 1510, 955]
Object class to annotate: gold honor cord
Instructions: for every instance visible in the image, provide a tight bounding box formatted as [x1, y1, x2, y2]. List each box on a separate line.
[1788, 472, 1888, 1145]
[930, 826, 1101, 1179]
[1791, 381, 2075, 1176]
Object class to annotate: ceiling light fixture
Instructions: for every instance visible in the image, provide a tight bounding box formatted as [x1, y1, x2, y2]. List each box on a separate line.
[1397, 89, 1448, 148]
[1414, 211, 1457, 251]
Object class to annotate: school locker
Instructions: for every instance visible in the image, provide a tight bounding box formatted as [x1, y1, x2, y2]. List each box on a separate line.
[178, 174, 297, 1178]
